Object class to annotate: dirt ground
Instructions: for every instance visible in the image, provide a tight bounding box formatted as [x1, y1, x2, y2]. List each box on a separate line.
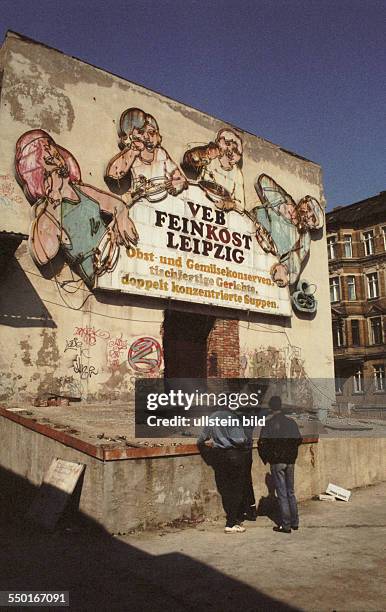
[0, 481, 385, 611]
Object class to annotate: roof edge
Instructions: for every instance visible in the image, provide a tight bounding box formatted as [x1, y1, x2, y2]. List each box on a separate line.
[2, 30, 321, 168]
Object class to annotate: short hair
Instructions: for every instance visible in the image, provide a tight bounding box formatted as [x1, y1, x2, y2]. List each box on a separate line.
[269, 395, 282, 411]
[119, 107, 160, 139]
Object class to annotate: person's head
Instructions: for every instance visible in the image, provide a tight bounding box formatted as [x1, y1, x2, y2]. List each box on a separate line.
[215, 129, 243, 166]
[15, 129, 80, 203]
[270, 262, 289, 288]
[296, 196, 323, 232]
[119, 107, 161, 151]
[268, 395, 282, 413]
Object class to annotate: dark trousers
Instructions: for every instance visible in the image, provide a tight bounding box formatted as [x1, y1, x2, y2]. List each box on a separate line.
[271, 463, 298, 529]
[241, 449, 256, 514]
[212, 448, 250, 527]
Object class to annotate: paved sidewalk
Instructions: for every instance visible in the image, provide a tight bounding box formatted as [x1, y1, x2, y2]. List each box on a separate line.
[0, 482, 385, 611]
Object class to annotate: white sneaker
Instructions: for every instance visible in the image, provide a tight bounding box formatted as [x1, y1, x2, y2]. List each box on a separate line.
[224, 524, 246, 533]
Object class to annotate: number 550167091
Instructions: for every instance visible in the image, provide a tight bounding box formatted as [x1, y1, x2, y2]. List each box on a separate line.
[0, 592, 69, 606]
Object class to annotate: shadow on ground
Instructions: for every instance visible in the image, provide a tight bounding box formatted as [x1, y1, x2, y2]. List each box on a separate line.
[0, 465, 299, 611]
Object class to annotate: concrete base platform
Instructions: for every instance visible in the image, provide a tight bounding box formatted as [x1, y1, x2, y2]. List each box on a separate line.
[0, 405, 386, 533]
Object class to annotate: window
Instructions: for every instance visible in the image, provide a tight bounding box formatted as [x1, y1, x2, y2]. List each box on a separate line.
[353, 368, 363, 393]
[332, 320, 344, 348]
[370, 317, 383, 345]
[335, 377, 343, 394]
[347, 276, 356, 301]
[343, 234, 352, 258]
[367, 272, 379, 299]
[330, 277, 340, 302]
[374, 365, 385, 392]
[351, 320, 360, 346]
[327, 236, 337, 260]
[363, 230, 374, 256]
[383, 227, 386, 251]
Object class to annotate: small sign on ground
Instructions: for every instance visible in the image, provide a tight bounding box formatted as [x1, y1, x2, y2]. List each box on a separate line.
[26, 458, 85, 530]
[326, 482, 351, 502]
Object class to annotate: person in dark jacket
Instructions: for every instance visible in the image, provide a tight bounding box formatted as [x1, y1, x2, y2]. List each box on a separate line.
[258, 396, 302, 533]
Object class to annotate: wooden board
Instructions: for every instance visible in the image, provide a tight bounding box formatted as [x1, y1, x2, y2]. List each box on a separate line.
[26, 458, 85, 530]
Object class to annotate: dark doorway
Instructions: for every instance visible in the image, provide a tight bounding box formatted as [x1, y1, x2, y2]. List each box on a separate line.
[163, 310, 215, 378]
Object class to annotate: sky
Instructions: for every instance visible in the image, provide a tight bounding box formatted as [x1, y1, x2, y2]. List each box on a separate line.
[0, 0, 385, 210]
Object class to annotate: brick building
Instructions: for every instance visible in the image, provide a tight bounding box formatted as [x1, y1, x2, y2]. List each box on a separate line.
[326, 192, 386, 416]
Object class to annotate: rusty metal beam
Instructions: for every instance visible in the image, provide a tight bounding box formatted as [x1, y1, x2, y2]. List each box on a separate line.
[0, 406, 318, 461]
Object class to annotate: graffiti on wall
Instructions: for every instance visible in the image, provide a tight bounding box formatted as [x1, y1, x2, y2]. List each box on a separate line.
[0, 174, 24, 208]
[64, 337, 83, 352]
[72, 353, 98, 379]
[107, 334, 128, 369]
[64, 334, 98, 379]
[105, 107, 188, 204]
[74, 326, 110, 346]
[15, 129, 138, 287]
[66, 329, 162, 376]
[128, 337, 163, 373]
[60, 329, 163, 399]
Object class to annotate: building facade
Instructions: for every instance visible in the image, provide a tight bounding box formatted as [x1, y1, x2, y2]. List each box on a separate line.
[0, 32, 334, 416]
[327, 192, 386, 415]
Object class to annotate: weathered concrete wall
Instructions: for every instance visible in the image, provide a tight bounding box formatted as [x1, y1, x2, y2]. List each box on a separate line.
[314, 437, 386, 491]
[0, 416, 105, 525]
[108, 437, 386, 531]
[0, 32, 334, 405]
[0, 243, 164, 402]
[1, 416, 385, 532]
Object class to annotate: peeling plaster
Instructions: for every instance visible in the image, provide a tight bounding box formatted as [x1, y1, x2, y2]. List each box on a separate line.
[36, 373, 64, 396]
[36, 329, 60, 367]
[6, 36, 117, 90]
[4, 34, 322, 192]
[20, 338, 32, 366]
[97, 361, 133, 402]
[3, 78, 74, 133]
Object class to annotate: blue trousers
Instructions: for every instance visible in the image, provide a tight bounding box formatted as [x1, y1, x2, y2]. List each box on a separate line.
[271, 463, 299, 529]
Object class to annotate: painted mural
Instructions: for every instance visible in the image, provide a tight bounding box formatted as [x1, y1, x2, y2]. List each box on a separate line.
[252, 174, 323, 311]
[15, 117, 323, 314]
[15, 129, 139, 287]
[105, 107, 188, 204]
[182, 129, 246, 213]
